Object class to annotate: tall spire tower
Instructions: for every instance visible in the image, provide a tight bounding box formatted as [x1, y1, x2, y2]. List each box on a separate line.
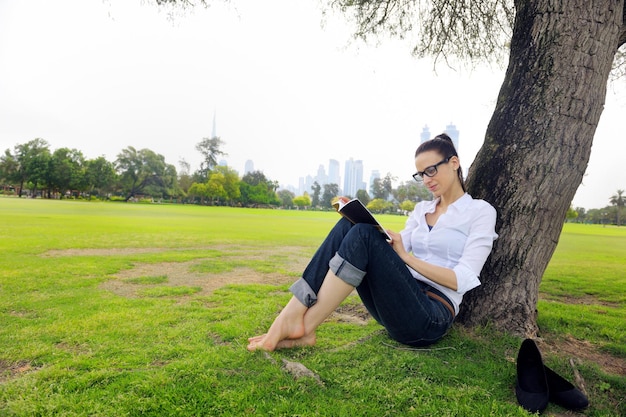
[211, 110, 217, 138]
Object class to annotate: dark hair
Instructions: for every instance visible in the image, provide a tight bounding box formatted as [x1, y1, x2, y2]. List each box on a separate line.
[415, 133, 466, 192]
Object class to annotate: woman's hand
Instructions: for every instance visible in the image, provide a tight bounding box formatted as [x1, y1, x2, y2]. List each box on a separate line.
[386, 230, 408, 258]
[387, 229, 458, 291]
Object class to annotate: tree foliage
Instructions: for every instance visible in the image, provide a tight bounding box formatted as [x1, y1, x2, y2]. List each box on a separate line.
[565, 206, 578, 221]
[310, 181, 321, 207]
[0, 149, 20, 189]
[394, 180, 431, 203]
[329, 0, 515, 66]
[84, 156, 117, 197]
[213, 165, 242, 204]
[321, 183, 340, 208]
[116, 146, 178, 201]
[293, 193, 312, 209]
[367, 197, 392, 213]
[355, 189, 370, 205]
[399, 199, 416, 213]
[8, 138, 51, 197]
[370, 177, 386, 199]
[188, 182, 208, 204]
[47, 148, 85, 198]
[610, 189, 625, 226]
[196, 136, 227, 180]
[206, 171, 228, 203]
[240, 170, 280, 207]
[0, 139, 287, 207]
[277, 189, 296, 208]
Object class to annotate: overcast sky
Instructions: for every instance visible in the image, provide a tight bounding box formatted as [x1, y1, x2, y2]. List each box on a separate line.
[1, 0, 624, 209]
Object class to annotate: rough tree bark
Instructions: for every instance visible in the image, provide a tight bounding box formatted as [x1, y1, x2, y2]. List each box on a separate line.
[458, 0, 625, 336]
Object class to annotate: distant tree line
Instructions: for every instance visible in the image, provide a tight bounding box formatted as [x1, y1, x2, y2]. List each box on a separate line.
[568, 189, 625, 226]
[4, 138, 622, 222]
[0, 137, 434, 213]
[0, 137, 278, 207]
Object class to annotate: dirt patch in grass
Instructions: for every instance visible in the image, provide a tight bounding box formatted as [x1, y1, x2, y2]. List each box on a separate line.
[538, 335, 626, 377]
[97, 246, 309, 298]
[551, 293, 622, 309]
[102, 261, 296, 298]
[42, 245, 310, 298]
[332, 302, 371, 325]
[42, 248, 169, 257]
[0, 361, 40, 383]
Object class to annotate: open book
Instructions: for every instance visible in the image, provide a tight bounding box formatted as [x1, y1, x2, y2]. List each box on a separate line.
[332, 197, 392, 242]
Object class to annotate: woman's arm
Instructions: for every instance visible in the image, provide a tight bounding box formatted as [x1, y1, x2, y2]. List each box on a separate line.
[387, 202, 497, 292]
[387, 230, 459, 291]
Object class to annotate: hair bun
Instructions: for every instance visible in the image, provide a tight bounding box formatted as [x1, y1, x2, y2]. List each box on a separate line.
[434, 133, 454, 144]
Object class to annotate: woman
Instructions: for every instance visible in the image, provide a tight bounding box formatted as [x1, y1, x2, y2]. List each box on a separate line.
[247, 134, 497, 351]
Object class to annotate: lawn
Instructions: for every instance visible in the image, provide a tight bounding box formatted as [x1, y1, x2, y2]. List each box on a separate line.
[0, 198, 624, 416]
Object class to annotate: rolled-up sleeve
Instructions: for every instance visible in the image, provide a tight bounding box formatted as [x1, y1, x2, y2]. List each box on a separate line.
[452, 203, 498, 293]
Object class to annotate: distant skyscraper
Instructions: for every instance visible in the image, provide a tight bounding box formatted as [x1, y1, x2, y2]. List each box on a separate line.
[315, 164, 327, 185]
[211, 110, 217, 138]
[344, 158, 365, 197]
[369, 170, 380, 194]
[356, 160, 366, 193]
[420, 123, 460, 152]
[298, 177, 306, 195]
[304, 175, 314, 195]
[444, 123, 460, 150]
[328, 159, 340, 188]
[420, 125, 431, 144]
[244, 160, 254, 175]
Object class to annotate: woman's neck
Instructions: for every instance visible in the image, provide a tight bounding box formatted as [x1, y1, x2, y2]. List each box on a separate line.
[438, 186, 465, 210]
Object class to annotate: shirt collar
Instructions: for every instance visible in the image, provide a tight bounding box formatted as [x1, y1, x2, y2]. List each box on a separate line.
[425, 193, 471, 213]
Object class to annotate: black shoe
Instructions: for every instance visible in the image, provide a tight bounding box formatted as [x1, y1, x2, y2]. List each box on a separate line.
[545, 365, 589, 410]
[515, 339, 549, 413]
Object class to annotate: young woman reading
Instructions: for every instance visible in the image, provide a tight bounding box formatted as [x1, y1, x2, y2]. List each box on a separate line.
[248, 134, 498, 351]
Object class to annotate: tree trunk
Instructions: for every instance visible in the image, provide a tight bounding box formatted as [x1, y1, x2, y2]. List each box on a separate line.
[458, 0, 623, 336]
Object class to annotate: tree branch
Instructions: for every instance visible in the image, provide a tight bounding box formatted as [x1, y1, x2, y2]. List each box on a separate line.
[329, 0, 514, 68]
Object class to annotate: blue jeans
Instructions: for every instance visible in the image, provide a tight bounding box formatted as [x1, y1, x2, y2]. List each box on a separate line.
[290, 217, 454, 347]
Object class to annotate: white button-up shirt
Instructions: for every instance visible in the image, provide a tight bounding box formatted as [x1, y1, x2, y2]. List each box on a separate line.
[400, 193, 498, 314]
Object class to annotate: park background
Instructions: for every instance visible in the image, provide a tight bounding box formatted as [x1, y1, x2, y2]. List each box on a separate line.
[1, 0, 625, 212]
[0, 198, 624, 416]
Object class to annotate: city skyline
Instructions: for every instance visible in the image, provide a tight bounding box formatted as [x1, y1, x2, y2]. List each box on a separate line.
[2, 0, 621, 211]
[280, 123, 462, 197]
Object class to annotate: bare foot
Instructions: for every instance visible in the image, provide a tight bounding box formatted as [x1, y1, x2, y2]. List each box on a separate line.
[247, 317, 305, 351]
[247, 330, 317, 351]
[247, 298, 307, 352]
[247, 334, 267, 344]
[274, 332, 316, 349]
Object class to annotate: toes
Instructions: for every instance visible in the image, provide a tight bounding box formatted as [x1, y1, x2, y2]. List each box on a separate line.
[248, 334, 266, 343]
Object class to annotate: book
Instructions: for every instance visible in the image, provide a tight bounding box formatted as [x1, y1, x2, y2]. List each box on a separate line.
[332, 197, 392, 242]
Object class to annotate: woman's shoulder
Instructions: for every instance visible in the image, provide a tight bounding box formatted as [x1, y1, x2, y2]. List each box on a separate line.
[461, 194, 497, 215]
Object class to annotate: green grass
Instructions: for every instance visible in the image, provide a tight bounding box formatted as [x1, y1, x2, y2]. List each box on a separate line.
[124, 275, 169, 285]
[0, 198, 624, 416]
[539, 223, 626, 358]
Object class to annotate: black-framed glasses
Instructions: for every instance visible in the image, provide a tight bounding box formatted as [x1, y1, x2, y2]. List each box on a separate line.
[412, 156, 451, 181]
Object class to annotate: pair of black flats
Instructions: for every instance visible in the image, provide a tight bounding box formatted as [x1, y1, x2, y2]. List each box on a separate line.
[515, 338, 589, 413]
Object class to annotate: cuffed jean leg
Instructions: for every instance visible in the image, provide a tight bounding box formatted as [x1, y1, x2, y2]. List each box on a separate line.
[289, 278, 318, 308]
[337, 223, 453, 346]
[290, 219, 452, 346]
[329, 253, 366, 287]
[290, 218, 353, 307]
[290, 253, 366, 307]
